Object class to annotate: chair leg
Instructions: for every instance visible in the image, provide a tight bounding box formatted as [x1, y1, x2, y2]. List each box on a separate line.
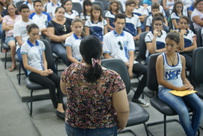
[4, 51, 7, 69]
[30, 90, 33, 116]
[143, 123, 150, 136]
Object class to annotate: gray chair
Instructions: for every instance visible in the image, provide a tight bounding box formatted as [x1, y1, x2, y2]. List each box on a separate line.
[15, 1, 24, 11]
[95, 0, 108, 10]
[92, 1, 105, 15]
[192, 47, 203, 99]
[139, 31, 148, 62]
[196, 29, 202, 47]
[101, 58, 149, 136]
[72, 2, 83, 15]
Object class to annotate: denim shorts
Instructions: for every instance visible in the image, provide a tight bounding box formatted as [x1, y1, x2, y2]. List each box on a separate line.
[65, 123, 118, 136]
[5, 36, 15, 45]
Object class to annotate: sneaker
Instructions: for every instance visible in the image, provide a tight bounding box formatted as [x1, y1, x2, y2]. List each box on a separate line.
[132, 98, 150, 107]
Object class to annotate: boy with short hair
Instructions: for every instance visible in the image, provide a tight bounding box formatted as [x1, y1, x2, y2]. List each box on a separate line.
[14, 4, 35, 74]
[29, 0, 52, 37]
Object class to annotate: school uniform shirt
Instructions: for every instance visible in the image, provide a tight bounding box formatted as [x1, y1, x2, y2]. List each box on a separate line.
[46, 2, 61, 18]
[165, 0, 174, 8]
[171, 12, 181, 30]
[103, 30, 135, 63]
[145, 30, 167, 57]
[65, 33, 83, 61]
[20, 39, 45, 75]
[191, 8, 203, 31]
[29, 12, 52, 30]
[177, 29, 195, 48]
[64, 10, 79, 21]
[133, 5, 146, 16]
[80, 13, 90, 21]
[105, 11, 116, 29]
[85, 19, 107, 42]
[145, 15, 153, 29]
[23, 1, 34, 11]
[13, 19, 35, 50]
[182, 0, 195, 8]
[124, 14, 141, 37]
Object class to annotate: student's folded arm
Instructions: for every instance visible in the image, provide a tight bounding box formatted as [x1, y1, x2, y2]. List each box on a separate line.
[183, 37, 197, 52]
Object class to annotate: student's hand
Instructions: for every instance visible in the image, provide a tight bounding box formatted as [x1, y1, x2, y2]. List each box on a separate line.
[40, 71, 49, 76]
[177, 84, 190, 91]
[153, 29, 159, 36]
[125, 62, 129, 68]
[180, 29, 186, 35]
[47, 69, 53, 74]
[128, 70, 133, 79]
[185, 84, 194, 90]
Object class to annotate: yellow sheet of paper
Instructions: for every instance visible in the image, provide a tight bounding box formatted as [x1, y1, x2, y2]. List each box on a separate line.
[169, 90, 197, 97]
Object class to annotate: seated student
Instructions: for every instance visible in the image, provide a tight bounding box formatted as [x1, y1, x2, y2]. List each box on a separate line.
[62, 0, 79, 21]
[103, 13, 149, 107]
[105, 0, 120, 31]
[47, 6, 72, 66]
[144, 0, 166, 17]
[29, 0, 52, 37]
[133, 0, 147, 31]
[23, 0, 35, 13]
[14, 4, 35, 75]
[2, 3, 21, 72]
[80, 0, 92, 23]
[162, 0, 175, 11]
[46, 0, 61, 18]
[145, 3, 169, 32]
[124, 0, 142, 46]
[65, 18, 85, 63]
[145, 16, 167, 61]
[156, 31, 203, 136]
[177, 16, 197, 77]
[85, 5, 107, 43]
[168, 0, 188, 16]
[21, 24, 65, 119]
[171, 1, 185, 29]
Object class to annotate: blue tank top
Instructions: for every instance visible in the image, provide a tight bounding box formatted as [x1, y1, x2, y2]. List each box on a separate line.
[158, 53, 183, 90]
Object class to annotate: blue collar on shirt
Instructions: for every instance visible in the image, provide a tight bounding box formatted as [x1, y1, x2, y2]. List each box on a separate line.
[51, 2, 60, 6]
[73, 33, 83, 40]
[27, 39, 39, 47]
[113, 30, 124, 37]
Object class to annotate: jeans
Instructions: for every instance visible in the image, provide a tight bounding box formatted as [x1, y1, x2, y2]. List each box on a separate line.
[65, 124, 118, 136]
[17, 48, 27, 76]
[158, 88, 203, 136]
[132, 63, 147, 100]
[51, 42, 71, 66]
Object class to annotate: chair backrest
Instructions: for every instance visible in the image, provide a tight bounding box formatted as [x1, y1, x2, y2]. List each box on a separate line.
[147, 53, 160, 92]
[101, 59, 131, 94]
[92, 1, 105, 15]
[139, 32, 148, 61]
[117, 1, 124, 13]
[15, 1, 24, 12]
[196, 28, 202, 47]
[72, 2, 83, 15]
[95, 0, 108, 10]
[192, 47, 203, 84]
[41, 39, 57, 73]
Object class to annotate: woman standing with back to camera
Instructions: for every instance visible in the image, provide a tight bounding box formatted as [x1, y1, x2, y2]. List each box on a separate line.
[60, 35, 129, 136]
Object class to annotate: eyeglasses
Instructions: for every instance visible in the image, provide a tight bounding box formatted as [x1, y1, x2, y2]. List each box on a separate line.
[118, 41, 123, 50]
[176, 6, 182, 8]
[62, 25, 67, 32]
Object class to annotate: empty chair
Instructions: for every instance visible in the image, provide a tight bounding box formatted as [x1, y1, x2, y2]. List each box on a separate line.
[72, 2, 83, 15]
[101, 58, 149, 136]
[196, 28, 203, 47]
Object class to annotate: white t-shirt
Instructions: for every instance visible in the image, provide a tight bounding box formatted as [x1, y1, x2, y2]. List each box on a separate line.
[145, 30, 167, 57]
[21, 40, 45, 75]
[64, 10, 79, 21]
[177, 29, 195, 48]
[133, 5, 146, 16]
[80, 13, 90, 20]
[13, 19, 35, 50]
[165, 0, 174, 8]
[124, 14, 141, 37]
[85, 19, 107, 42]
[191, 8, 203, 32]
[46, 2, 61, 18]
[103, 30, 135, 63]
[171, 12, 181, 30]
[169, 5, 188, 17]
[29, 12, 52, 30]
[182, 0, 195, 8]
[65, 33, 83, 61]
